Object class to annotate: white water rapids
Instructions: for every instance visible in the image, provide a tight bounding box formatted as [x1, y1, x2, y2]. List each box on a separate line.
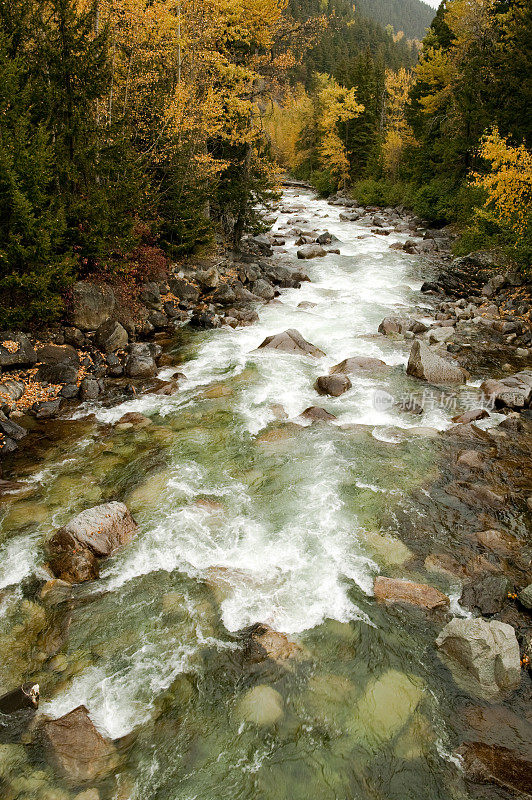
[2, 190, 481, 745]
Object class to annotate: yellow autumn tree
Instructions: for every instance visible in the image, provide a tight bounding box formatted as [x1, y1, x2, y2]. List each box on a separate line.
[315, 73, 364, 188]
[262, 85, 312, 170]
[474, 128, 532, 237]
[382, 68, 415, 177]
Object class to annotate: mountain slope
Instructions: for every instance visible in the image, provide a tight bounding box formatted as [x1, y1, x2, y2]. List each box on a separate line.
[355, 0, 436, 40]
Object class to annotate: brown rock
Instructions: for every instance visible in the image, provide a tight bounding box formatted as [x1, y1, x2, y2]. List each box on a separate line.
[458, 705, 532, 796]
[239, 623, 305, 666]
[329, 356, 391, 375]
[457, 450, 486, 470]
[300, 406, 337, 422]
[47, 502, 138, 583]
[314, 374, 352, 397]
[452, 409, 489, 424]
[374, 576, 449, 610]
[257, 329, 325, 357]
[41, 706, 118, 783]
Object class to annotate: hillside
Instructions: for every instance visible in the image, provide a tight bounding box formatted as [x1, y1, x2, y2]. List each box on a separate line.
[355, 0, 436, 41]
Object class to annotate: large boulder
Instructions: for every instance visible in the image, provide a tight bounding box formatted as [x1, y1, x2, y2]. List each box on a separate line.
[257, 329, 325, 357]
[125, 343, 157, 378]
[46, 502, 138, 583]
[168, 276, 200, 303]
[436, 617, 521, 700]
[348, 670, 423, 747]
[407, 340, 466, 384]
[0, 332, 37, 367]
[41, 706, 118, 783]
[94, 320, 128, 353]
[330, 356, 391, 375]
[297, 244, 327, 259]
[314, 374, 351, 397]
[72, 282, 115, 331]
[374, 576, 449, 610]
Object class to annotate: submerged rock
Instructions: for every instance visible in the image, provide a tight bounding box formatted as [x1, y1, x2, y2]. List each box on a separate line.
[236, 685, 284, 726]
[46, 502, 138, 583]
[348, 669, 423, 747]
[257, 329, 325, 357]
[407, 340, 466, 384]
[374, 576, 449, 610]
[41, 706, 118, 783]
[436, 617, 521, 700]
[458, 705, 532, 796]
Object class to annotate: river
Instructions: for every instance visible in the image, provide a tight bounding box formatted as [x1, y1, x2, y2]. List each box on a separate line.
[0, 189, 499, 799]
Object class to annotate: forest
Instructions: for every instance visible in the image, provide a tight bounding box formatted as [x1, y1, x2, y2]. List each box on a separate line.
[0, 0, 531, 329]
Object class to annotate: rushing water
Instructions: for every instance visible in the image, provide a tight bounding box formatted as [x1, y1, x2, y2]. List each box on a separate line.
[0, 190, 498, 799]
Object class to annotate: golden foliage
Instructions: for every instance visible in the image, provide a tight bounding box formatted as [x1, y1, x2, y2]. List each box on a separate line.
[473, 128, 532, 236]
[382, 68, 415, 176]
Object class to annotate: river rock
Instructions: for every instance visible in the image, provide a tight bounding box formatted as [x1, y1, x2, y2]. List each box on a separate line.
[481, 371, 532, 409]
[251, 279, 275, 301]
[0, 332, 37, 367]
[94, 320, 128, 353]
[458, 705, 532, 796]
[428, 326, 455, 344]
[72, 282, 115, 331]
[452, 409, 489, 424]
[378, 317, 428, 335]
[314, 374, 351, 397]
[125, 343, 157, 378]
[46, 502, 138, 583]
[257, 329, 325, 357]
[348, 670, 423, 746]
[0, 412, 27, 441]
[168, 276, 200, 302]
[460, 574, 509, 615]
[300, 406, 337, 422]
[374, 576, 449, 610]
[0, 683, 40, 714]
[407, 340, 466, 384]
[297, 244, 327, 259]
[41, 706, 118, 783]
[239, 623, 305, 666]
[330, 356, 391, 375]
[435, 617, 521, 699]
[518, 583, 532, 610]
[236, 685, 284, 726]
[0, 378, 24, 402]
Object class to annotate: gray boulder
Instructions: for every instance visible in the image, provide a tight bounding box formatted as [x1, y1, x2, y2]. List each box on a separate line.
[297, 244, 327, 260]
[0, 332, 37, 367]
[481, 371, 532, 409]
[518, 583, 532, 610]
[94, 320, 129, 353]
[257, 329, 325, 357]
[251, 280, 275, 301]
[0, 379, 25, 402]
[72, 282, 115, 331]
[168, 276, 200, 303]
[125, 343, 157, 378]
[314, 374, 352, 397]
[428, 326, 455, 344]
[407, 340, 466, 384]
[436, 617, 521, 700]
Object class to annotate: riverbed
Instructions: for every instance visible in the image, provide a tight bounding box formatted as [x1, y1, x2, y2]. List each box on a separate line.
[0, 190, 514, 799]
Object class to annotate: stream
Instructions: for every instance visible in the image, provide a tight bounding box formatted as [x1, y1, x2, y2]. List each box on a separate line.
[0, 190, 501, 799]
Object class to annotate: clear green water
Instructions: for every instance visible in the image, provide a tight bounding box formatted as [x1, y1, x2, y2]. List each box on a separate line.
[0, 192, 491, 799]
